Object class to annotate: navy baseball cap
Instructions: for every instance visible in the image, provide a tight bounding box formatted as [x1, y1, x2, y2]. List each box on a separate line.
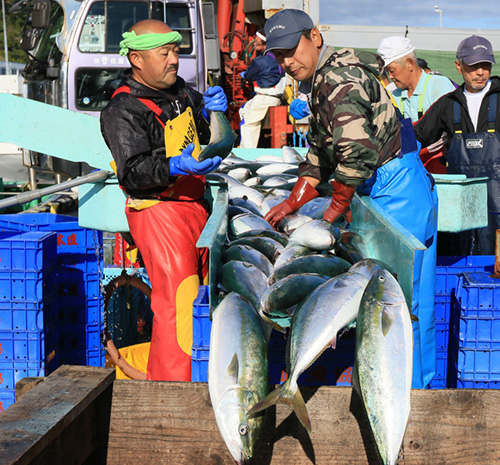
[457, 35, 496, 66]
[265, 9, 314, 52]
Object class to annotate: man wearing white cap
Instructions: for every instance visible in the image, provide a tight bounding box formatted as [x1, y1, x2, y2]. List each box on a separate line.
[378, 36, 455, 122]
[414, 35, 500, 255]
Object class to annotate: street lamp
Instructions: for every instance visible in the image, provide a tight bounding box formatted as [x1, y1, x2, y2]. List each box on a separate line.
[434, 5, 443, 28]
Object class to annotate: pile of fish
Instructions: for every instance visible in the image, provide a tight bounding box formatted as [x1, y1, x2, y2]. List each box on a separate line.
[207, 147, 413, 465]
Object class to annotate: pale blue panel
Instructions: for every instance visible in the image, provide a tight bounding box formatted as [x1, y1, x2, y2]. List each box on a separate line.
[0, 93, 113, 171]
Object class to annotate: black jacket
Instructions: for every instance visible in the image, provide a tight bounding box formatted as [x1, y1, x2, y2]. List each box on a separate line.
[414, 76, 500, 153]
[100, 69, 210, 198]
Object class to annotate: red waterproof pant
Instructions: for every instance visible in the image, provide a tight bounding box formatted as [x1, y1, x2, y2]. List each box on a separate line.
[126, 199, 209, 381]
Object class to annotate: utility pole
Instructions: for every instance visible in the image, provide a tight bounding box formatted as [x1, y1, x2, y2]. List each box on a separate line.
[434, 5, 443, 28]
[1, 0, 10, 74]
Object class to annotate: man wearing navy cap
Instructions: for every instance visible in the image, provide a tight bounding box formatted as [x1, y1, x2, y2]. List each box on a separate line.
[264, 9, 439, 390]
[415, 35, 500, 255]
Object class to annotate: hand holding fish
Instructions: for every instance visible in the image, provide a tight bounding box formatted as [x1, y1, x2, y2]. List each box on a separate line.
[203, 86, 228, 112]
[169, 143, 222, 176]
[265, 177, 318, 228]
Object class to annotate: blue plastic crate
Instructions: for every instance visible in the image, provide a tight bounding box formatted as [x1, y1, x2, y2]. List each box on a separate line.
[0, 358, 57, 390]
[0, 324, 58, 362]
[0, 389, 16, 413]
[58, 298, 103, 326]
[0, 295, 57, 331]
[191, 345, 209, 382]
[59, 348, 105, 367]
[57, 250, 100, 274]
[193, 285, 210, 347]
[0, 213, 103, 253]
[59, 322, 103, 353]
[454, 348, 500, 387]
[57, 270, 101, 300]
[0, 231, 57, 271]
[435, 256, 494, 295]
[453, 272, 500, 349]
[0, 265, 57, 301]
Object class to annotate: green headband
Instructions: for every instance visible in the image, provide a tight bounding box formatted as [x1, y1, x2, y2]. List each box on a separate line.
[119, 30, 182, 57]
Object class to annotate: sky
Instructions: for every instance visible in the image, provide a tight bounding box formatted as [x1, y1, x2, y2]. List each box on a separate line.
[319, 0, 500, 29]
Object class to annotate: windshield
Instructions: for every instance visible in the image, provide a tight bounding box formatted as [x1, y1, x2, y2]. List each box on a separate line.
[78, 1, 193, 54]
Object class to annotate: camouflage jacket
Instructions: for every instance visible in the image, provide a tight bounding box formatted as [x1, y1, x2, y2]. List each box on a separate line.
[299, 46, 401, 186]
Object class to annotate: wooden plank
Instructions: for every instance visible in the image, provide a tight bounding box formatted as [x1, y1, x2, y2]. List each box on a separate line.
[15, 377, 45, 401]
[106, 382, 500, 465]
[0, 365, 115, 465]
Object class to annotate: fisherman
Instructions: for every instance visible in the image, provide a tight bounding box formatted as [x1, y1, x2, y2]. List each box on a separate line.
[377, 36, 456, 173]
[263, 9, 438, 389]
[239, 29, 288, 148]
[414, 35, 500, 255]
[100, 19, 227, 381]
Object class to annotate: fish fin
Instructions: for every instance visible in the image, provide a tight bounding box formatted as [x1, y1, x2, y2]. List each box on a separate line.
[410, 312, 419, 323]
[382, 308, 395, 336]
[292, 388, 312, 433]
[226, 353, 239, 384]
[247, 384, 283, 416]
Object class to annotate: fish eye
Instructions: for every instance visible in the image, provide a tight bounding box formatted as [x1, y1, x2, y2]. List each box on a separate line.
[378, 275, 385, 282]
[239, 424, 248, 436]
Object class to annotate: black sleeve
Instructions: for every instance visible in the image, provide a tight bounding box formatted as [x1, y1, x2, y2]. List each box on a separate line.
[100, 98, 173, 195]
[414, 98, 449, 147]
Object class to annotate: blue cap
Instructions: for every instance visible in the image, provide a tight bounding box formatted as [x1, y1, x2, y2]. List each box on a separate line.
[265, 9, 314, 52]
[457, 35, 496, 66]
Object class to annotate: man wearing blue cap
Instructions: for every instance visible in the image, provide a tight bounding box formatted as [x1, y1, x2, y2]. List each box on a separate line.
[415, 35, 500, 255]
[264, 9, 438, 390]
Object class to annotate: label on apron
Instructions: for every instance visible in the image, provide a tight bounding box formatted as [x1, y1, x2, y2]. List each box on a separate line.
[164, 107, 202, 160]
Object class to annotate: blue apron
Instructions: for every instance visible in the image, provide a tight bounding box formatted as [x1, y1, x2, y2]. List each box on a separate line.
[446, 93, 500, 255]
[359, 112, 439, 389]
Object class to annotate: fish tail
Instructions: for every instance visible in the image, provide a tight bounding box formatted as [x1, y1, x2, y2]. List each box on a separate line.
[247, 378, 312, 433]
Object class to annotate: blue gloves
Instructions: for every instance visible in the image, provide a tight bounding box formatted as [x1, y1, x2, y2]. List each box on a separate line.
[240, 71, 246, 80]
[203, 86, 228, 112]
[169, 143, 222, 176]
[290, 98, 310, 119]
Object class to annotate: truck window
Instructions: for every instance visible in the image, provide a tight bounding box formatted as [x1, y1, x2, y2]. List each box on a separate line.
[78, 1, 193, 54]
[76, 68, 123, 111]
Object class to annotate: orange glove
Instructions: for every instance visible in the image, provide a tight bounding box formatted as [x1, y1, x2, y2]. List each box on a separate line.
[322, 180, 356, 224]
[265, 177, 319, 228]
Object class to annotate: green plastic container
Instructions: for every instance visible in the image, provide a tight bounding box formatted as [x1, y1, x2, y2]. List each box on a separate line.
[433, 174, 488, 233]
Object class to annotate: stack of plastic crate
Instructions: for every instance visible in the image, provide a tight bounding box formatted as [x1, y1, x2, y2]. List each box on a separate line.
[430, 256, 494, 388]
[0, 213, 105, 368]
[450, 272, 500, 389]
[0, 231, 58, 412]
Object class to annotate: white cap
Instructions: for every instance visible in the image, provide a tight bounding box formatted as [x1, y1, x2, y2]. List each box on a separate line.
[377, 36, 415, 66]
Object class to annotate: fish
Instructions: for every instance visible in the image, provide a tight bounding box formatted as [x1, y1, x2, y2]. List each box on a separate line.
[288, 219, 341, 251]
[223, 244, 274, 277]
[262, 175, 298, 187]
[248, 271, 370, 432]
[255, 154, 284, 163]
[278, 213, 313, 234]
[268, 254, 351, 285]
[198, 111, 235, 162]
[273, 243, 316, 269]
[243, 176, 262, 187]
[352, 269, 413, 465]
[228, 236, 285, 264]
[296, 196, 331, 219]
[227, 167, 252, 183]
[349, 258, 392, 280]
[260, 195, 290, 217]
[209, 292, 269, 465]
[229, 212, 274, 238]
[209, 173, 265, 207]
[282, 146, 305, 164]
[233, 228, 289, 247]
[256, 163, 298, 177]
[230, 197, 263, 216]
[260, 273, 329, 321]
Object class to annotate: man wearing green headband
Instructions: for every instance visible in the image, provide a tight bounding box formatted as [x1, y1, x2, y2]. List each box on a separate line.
[100, 19, 229, 382]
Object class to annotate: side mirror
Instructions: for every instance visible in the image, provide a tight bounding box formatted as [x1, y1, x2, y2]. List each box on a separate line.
[31, 0, 51, 28]
[21, 26, 41, 51]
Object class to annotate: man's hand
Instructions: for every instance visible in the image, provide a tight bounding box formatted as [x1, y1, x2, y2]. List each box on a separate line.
[264, 177, 319, 228]
[203, 86, 228, 112]
[322, 181, 356, 223]
[169, 143, 222, 176]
